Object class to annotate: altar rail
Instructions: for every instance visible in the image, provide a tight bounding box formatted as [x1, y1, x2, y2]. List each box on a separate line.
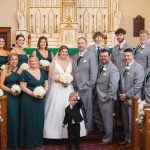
[132, 97, 150, 150]
[0, 96, 7, 150]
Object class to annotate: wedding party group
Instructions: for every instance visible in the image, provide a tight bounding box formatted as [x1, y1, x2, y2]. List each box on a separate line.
[0, 28, 150, 150]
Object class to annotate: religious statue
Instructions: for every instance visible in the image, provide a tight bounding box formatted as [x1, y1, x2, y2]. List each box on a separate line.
[17, 10, 26, 30]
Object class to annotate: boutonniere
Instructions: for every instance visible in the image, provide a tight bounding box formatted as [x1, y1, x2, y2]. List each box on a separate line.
[124, 65, 131, 76]
[141, 44, 145, 49]
[83, 59, 87, 63]
[103, 66, 107, 72]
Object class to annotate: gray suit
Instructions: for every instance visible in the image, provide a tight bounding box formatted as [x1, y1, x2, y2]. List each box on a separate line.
[72, 49, 98, 131]
[111, 42, 132, 68]
[119, 60, 144, 142]
[134, 42, 150, 74]
[96, 61, 119, 142]
[88, 44, 104, 131]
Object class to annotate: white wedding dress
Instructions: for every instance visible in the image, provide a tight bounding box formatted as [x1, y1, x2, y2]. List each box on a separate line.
[43, 61, 87, 139]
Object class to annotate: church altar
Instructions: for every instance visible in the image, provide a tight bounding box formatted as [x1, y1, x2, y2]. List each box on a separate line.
[17, 0, 121, 48]
[24, 47, 113, 55]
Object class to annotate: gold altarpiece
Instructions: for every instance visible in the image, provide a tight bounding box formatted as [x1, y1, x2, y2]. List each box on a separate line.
[17, 0, 121, 47]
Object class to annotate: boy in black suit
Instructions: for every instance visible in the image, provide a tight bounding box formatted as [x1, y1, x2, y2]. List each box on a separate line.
[62, 92, 84, 150]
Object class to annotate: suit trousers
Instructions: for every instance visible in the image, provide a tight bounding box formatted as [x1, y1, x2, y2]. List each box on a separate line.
[98, 100, 113, 142]
[67, 123, 80, 150]
[121, 101, 132, 142]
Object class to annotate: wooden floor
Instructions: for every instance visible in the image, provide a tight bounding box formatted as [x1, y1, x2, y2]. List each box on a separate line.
[33, 129, 131, 150]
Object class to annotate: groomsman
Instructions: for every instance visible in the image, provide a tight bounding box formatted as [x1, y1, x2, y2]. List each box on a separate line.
[72, 37, 98, 132]
[134, 30, 150, 74]
[88, 31, 105, 131]
[96, 49, 119, 145]
[111, 28, 132, 68]
[119, 48, 144, 148]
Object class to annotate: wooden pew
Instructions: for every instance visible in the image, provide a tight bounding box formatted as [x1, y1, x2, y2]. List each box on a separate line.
[144, 103, 150, 150]
[132, 96, 141, 150]
[0, 96, 7, 150]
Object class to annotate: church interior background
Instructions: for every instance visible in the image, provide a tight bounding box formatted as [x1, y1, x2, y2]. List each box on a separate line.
[17, 0, 121, 48]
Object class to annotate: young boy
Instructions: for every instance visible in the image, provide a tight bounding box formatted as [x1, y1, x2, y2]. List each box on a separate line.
[63, 92, 84, 150]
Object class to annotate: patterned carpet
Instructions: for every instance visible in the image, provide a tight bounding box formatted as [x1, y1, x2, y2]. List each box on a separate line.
[33, 129, 131, 150]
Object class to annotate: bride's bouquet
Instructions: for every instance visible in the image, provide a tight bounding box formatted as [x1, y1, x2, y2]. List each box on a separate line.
[11, 84, 21, 94]
[20, 63, 29, 70]
[0, 89, 4, 97]
[59, 73, 73, 84]
[39, 59, 50, 71]
[33, 86, 46, 98]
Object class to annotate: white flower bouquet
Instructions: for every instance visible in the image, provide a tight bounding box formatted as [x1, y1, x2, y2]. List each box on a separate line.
[40, 59, 50, 67]
[33, 86, 46, 98]
[11, 84, 21, 94]
[0, 64, 6, 70]
[59, 73, 73, 84]
[135, 100, 146, 130]
[0, 89, 4, 97]
[20, 63, 29, 70]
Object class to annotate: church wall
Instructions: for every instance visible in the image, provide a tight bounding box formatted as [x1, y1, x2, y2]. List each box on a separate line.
[0, 0, 17, 47]
[120, 0, 150, 47]
[0, 0, 150, 48]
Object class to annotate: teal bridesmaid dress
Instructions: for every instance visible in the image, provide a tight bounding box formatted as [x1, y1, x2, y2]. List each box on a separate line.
[17, 54, 28, 67]
[0, 55, 8, 67]
[20, 70, 47, 149]
[4, 69, 21, 150]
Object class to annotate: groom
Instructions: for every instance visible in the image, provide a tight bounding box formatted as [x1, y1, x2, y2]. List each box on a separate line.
[72, 37, 98, 132]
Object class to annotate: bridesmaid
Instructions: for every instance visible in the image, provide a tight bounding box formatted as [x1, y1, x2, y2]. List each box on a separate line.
[11, 34, 28, 67]
[0, 36, 9, 70]
[20, 55, 48, 149]
[32, 36, 53, 73]
[0, 53, 22, 150]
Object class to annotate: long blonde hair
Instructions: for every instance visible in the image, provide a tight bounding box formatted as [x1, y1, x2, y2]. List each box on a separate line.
[6, 53, 19, 74]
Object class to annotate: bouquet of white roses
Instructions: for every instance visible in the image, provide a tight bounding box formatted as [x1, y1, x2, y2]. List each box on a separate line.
[20, 63, 29, 70]
[33, 86, 46, 98]
[59, 73, 73, 84]
[0, 89, 4, 97]
[0, 64, 6, 70]
[11, 84, 21, 94]
[40, 59, 50, 67]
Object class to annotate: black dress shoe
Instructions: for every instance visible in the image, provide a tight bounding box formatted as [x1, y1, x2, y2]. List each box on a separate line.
[99, 141, 111, 146]
[118, 141, 128, 145]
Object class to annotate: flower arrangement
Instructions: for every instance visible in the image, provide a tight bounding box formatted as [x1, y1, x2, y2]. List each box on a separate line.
[20, 63, 29, 70]
[33, 86, 46, 98]
[135, 100, 146, 130]
[59, 73, 73, 84]
[0, 89, 4, 97]
[11, 84, 21, 94]
[39, 59, 50, 67]
[0, 64, 6, 70]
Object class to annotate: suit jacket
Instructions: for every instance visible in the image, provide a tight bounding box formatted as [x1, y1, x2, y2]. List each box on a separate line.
[72, 49, 98, 91]
[134, 42, 150, 74]
[96, 61, 120, 102]
[111, 42, 132, 68]
[63, 99, 83, 125]
[119, 60, 145, 105]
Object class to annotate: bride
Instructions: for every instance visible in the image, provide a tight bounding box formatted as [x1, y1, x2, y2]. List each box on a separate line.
[43, 45, 86, 139]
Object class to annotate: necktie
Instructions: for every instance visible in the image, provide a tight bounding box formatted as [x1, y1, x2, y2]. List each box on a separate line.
[99, 65, 104, 73]
[118, 45, 121, 51]
[97, 47, 101, 56]
[97, 47, 101, 63]
[77, 56, 82, 65]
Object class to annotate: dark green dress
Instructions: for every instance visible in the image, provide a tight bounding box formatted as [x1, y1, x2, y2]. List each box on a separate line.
[35, 49, 52, 62]
[36, 50, 52, 76]
[18, 54, 28, 67]
[20, 70, 47, 149]
[4, 69, 21, 150]
[0, 55, 8, 67]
